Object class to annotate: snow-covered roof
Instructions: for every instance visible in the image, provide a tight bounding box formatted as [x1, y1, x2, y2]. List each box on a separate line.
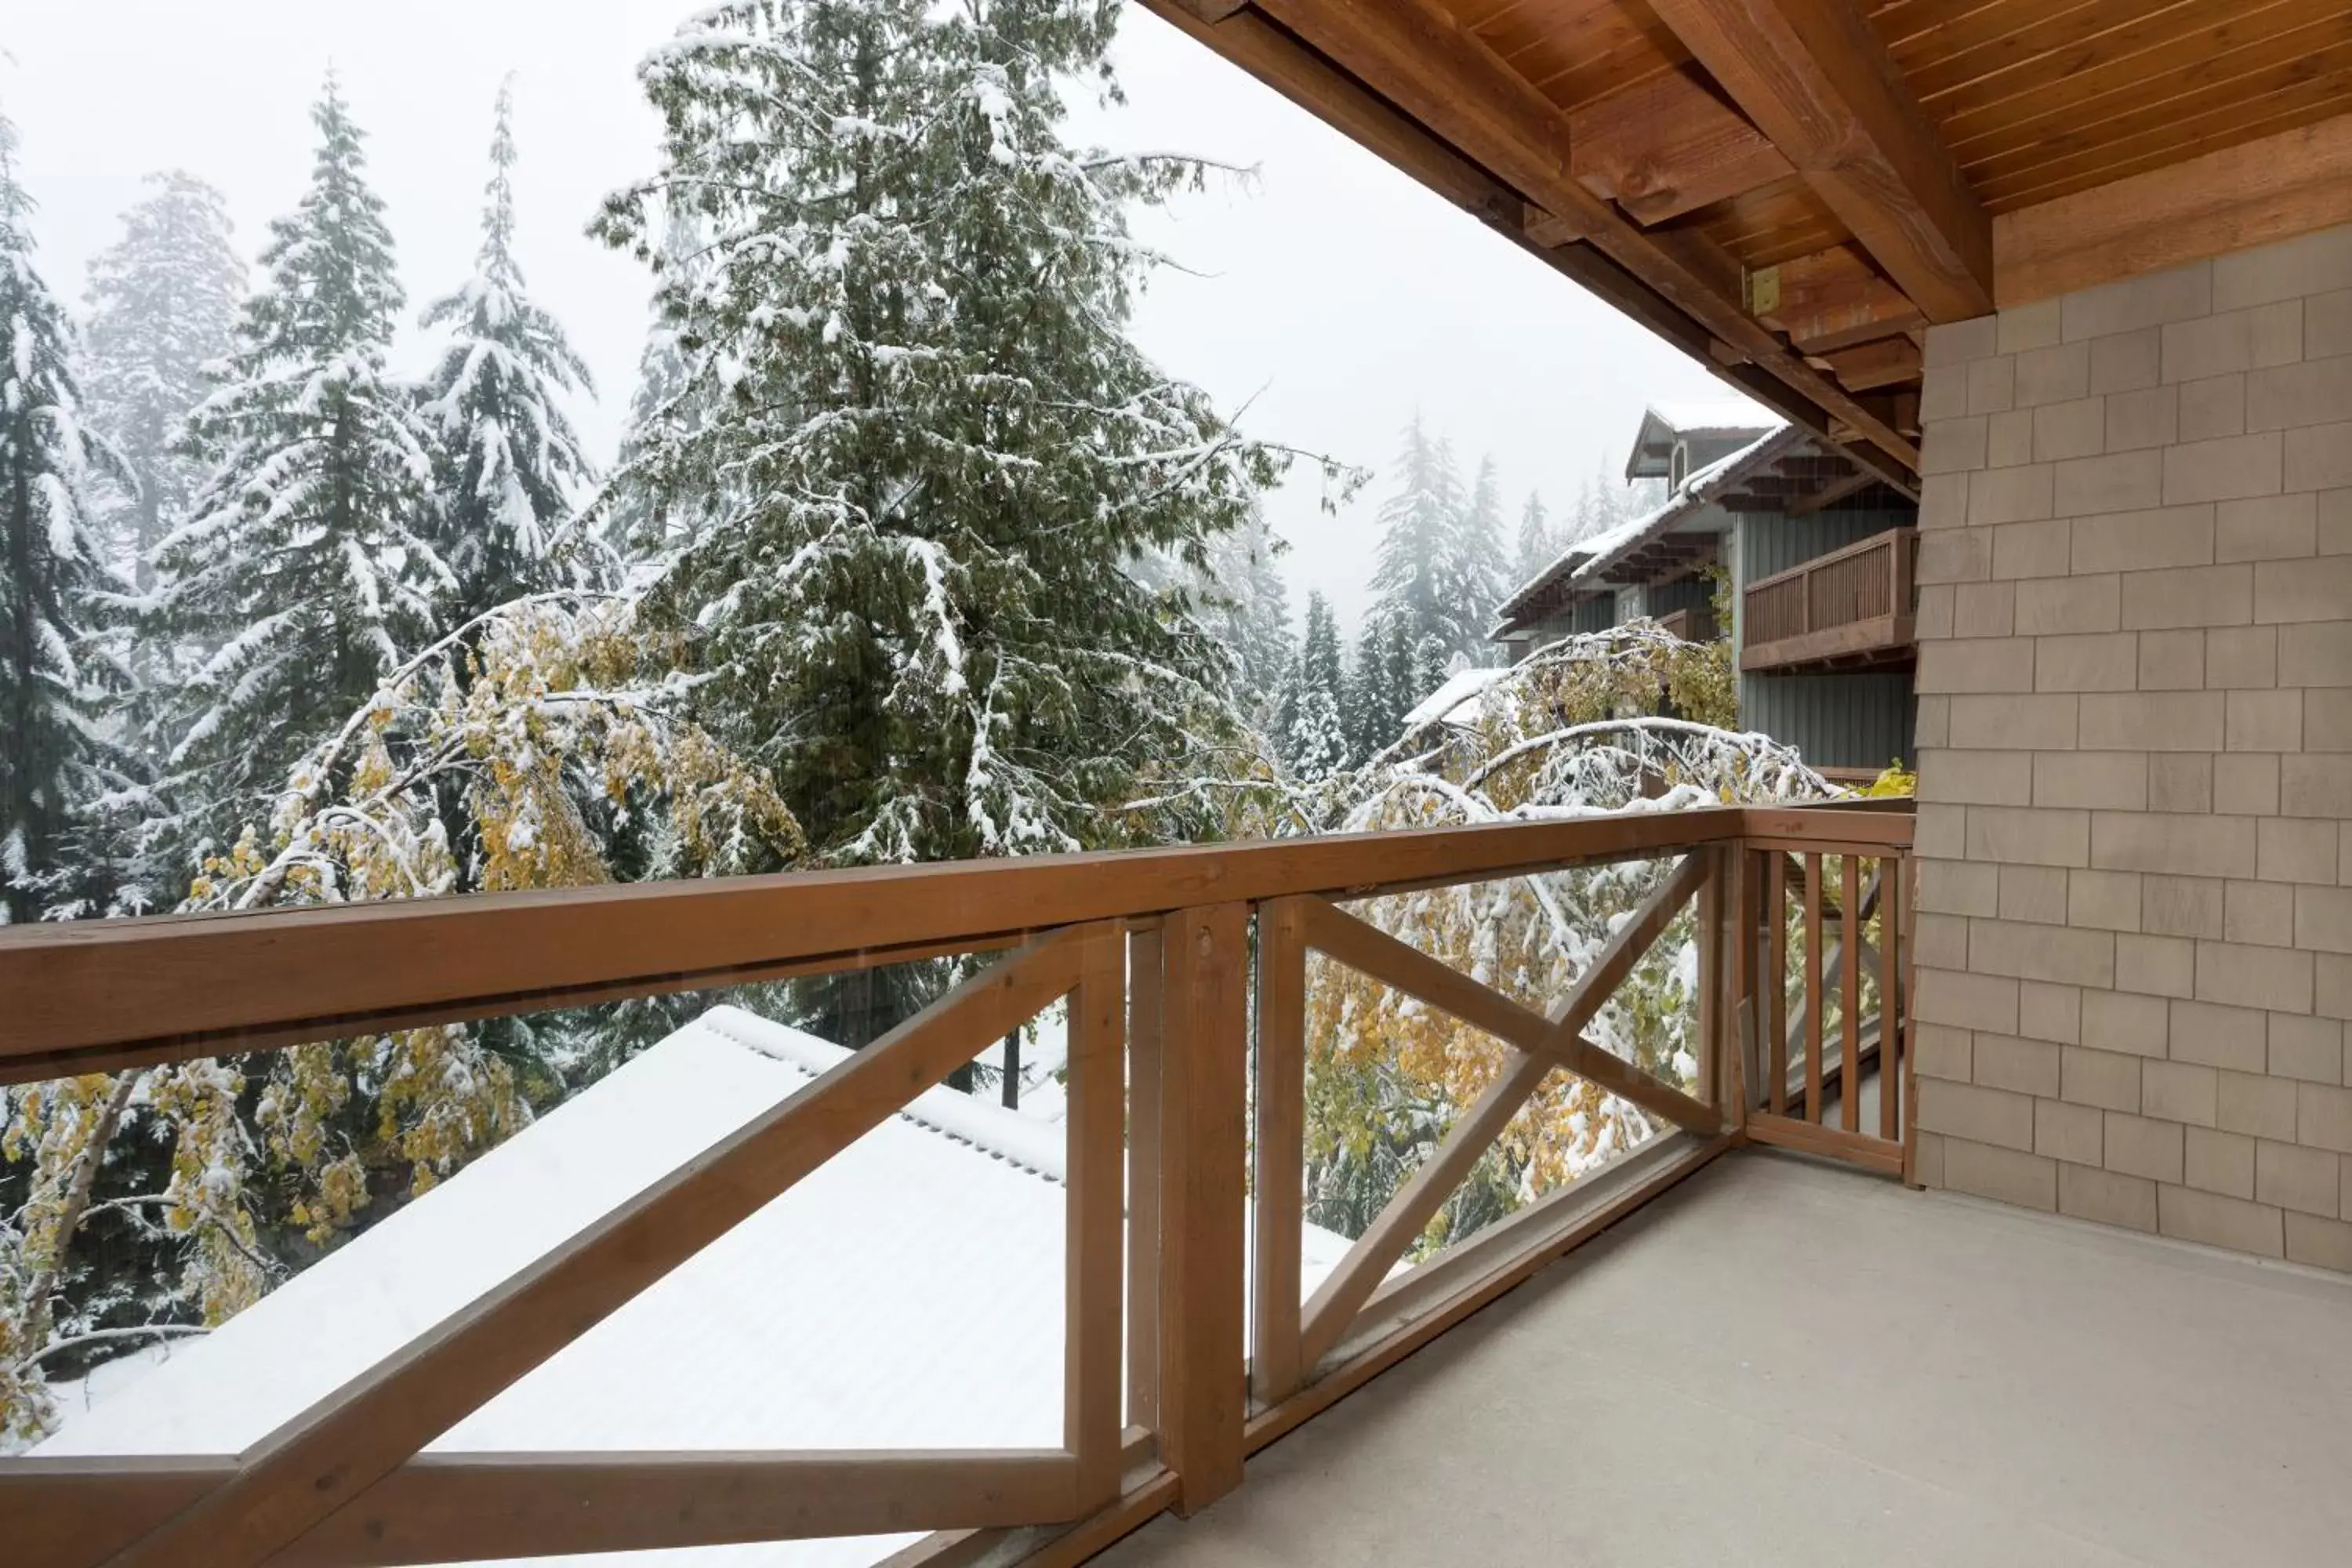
[1403, 666, 1509, 729]
[34, 1005, 1361, 1567]
[1496, 426, 1803, 637]
[1623, 399, 1780, 481]
[1645, 398, 1777, 435]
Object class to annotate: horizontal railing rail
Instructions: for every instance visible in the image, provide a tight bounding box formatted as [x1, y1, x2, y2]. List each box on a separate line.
[0, 804, 1915, 1568]
[0, 808, 1820, 1083]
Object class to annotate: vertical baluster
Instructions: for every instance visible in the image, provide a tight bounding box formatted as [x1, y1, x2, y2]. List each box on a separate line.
[1067, 925, 1127, 1512]
[1698, 850, 1722, 1113]
[1726, 846, 1752, 1124]
[1842, 855, 1861, 1134]
[1769, 850, 1788, 1117]
[1125, 924, 1163, 1432]
[1879, 856, 1901, 1145]
[1250, 899, 1308, 1408]
[1805, 852, 1824, 1123]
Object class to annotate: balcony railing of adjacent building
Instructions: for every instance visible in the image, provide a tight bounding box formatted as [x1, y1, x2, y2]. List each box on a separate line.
[1, 804, 1915, 1568]
[1741, 528, 1918, 673]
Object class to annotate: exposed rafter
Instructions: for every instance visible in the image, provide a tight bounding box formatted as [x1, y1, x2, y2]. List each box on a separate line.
[1751, 243, 1922, 352]
[1644, 0, 1993, 322]
[1567, 67, 1794, 225]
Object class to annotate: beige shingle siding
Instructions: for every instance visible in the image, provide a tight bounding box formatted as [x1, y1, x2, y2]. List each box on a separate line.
[1912, 223, 2352, 1269]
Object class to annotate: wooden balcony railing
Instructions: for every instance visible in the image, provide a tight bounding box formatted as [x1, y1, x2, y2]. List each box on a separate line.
[0, 804, 1913, 1568]
[1740, 527, 1918, 673]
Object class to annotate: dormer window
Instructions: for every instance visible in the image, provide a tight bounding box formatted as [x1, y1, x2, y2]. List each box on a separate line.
[1668, 441, 1689, 492]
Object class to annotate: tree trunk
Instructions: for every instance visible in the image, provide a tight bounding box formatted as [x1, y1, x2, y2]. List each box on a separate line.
[20, 1071, 139, 1353]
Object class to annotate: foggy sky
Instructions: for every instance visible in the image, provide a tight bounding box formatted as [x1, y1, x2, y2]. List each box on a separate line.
[7, 1, 1745, 630]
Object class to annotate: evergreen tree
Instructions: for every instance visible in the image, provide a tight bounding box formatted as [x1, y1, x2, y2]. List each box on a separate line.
[417, 79, 599, 622]
[1345, 616, 1412, 761]
[605, 201, 717, 564]
[1567, 458, 1644, 546]
[1512, 488, 1554, 585]
[1282, 591, 1348, 779]
[0, 111, 132, 923]
[147, 76, 445, 862]
[1445, 454, 1507, 665]
[593, 1, 1311, 1036]
[1365, 416, 1465, 661]
[1410, 630, 1451, 710]
[80, 172, 245, 576]
[1203, 508, 1291, 732]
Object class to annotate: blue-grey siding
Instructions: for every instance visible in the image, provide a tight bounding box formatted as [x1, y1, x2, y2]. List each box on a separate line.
[1740, 671, 1916, 772]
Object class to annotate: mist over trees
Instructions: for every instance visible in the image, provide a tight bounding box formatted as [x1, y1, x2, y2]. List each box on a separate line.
[145, 78, 451, 868]
[80, 172, 245, 578]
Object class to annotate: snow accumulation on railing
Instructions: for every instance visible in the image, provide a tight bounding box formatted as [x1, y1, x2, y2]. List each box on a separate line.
[0, 803, 1915, 1568]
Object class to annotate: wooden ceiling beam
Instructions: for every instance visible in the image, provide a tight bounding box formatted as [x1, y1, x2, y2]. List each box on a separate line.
[1994, 111, 2352, 307]
[1645, 0, 1994, 322]
[1239, 0, 1918, 472]
[1567, 68, 1795, 225]
[1751, 243, 1925, 354]
[1820, 334, 1921, 390]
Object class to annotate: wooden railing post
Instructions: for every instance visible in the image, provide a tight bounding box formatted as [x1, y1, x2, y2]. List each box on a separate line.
[1157, 902, 1250, 1515]
[1065, 927, 1127, 1514]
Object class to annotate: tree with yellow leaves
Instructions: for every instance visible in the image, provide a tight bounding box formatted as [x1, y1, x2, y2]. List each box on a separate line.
[0, 593, 804, 1447]
[1297, 622, 1831, 1248]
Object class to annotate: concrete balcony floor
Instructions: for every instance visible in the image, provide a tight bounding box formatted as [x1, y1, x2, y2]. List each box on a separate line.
[1101, 1150, 2352, 1567]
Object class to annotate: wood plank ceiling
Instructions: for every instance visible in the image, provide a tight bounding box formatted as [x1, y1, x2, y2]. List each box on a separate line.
[1149, 0, 2352, 485]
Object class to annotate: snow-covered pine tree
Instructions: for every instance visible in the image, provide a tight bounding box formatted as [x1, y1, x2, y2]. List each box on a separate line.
[147, 76, 445, 865]
[1364, 416, 1464, 662]
[1444, 454, 1508, 665]
[1566, 459, 1632, 546]
[1345, 615, 1412, 761]
[1283, 591, 1348, 779]
[593, 2, 1316, 1002]
[603, 201, 719, 565]
[0, 111, 133, 924]
[417, 79, 599, 623]
[1203, 507, 1292, 733]
[79, 172, 245, 577]
[1410, 630, 1452, 710]
[1512, 488, 1554, 585]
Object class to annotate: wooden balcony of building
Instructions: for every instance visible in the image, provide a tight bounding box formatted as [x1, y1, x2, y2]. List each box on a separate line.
[1740, 527, 1917, 674]
[5, 805, 2346, 1568]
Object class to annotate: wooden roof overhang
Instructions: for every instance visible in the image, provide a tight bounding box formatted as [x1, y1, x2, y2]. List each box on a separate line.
[1151, 0, 2352, 490]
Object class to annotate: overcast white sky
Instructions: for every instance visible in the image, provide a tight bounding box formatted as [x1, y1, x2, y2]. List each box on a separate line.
[7, 1, 1744, 630]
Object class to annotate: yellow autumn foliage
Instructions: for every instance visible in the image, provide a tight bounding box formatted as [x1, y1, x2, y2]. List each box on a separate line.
[1301, 622, 1831, 1251]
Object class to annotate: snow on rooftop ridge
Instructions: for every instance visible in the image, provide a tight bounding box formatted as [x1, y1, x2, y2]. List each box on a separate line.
[699, 1005, 1067, 1184]
[1645, 397, 1780, 434]
[1566, 426, 1798, 587]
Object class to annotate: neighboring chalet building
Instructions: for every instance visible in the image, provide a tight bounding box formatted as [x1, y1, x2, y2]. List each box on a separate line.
[1494, 403, 1920, 777]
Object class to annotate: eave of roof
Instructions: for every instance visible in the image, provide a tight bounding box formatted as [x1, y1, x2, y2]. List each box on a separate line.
[1497, 424, 1800, 636]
